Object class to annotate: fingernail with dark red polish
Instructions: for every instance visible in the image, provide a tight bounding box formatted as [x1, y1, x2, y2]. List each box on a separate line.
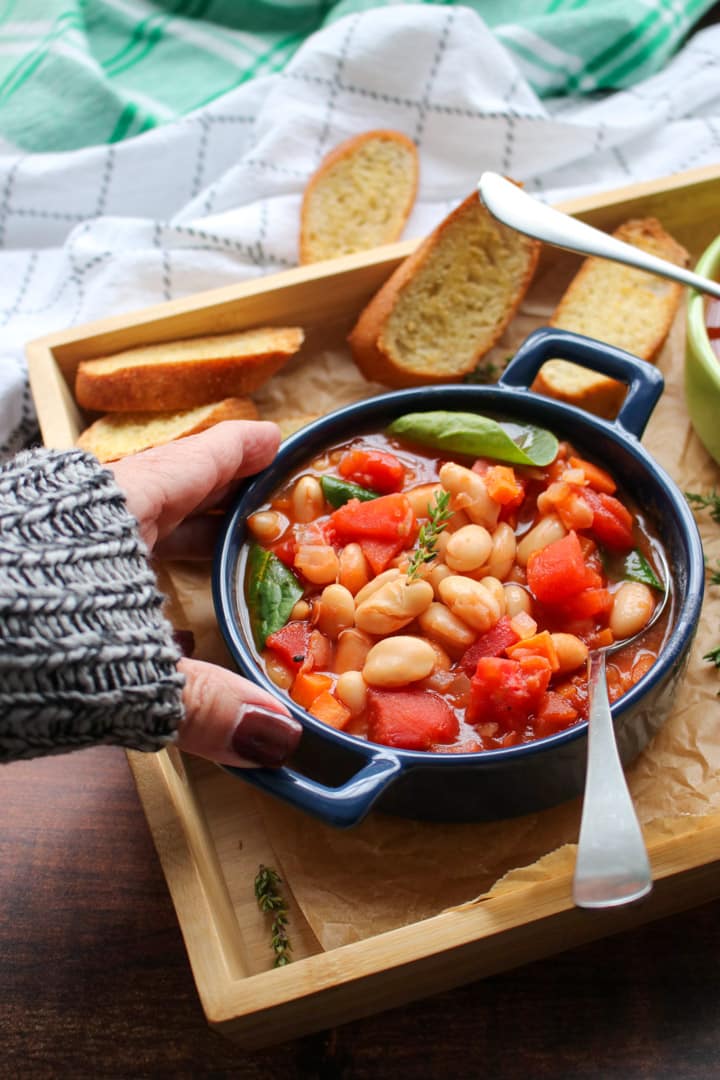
[231, 706, 302, 767]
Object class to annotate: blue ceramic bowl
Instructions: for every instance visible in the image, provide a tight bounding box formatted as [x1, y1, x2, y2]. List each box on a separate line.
[213, 328, 704, 827]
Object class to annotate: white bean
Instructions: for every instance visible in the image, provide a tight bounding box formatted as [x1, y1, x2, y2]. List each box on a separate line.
[516, 513, 567, 566]
[355, 576, 434, 635]
[478, 576, 506, 614]
[418, 602, 476, 656]
[481, 523, 517, 582]
[314, 584, 355, 640]
[609, 582, 655, 640]
[290, 599, 310, 621]
[551, 632, 589, 674]
[503, 582, 532, 617]
[426, 562, 453, 598]
[445, 524, 493, 573]
[337, 543, 370, 596]
[404, 483, 443, 518]
[292, 475, 325, 523]
[335, 628, 374, 673]
[362, 636, 436, 687]
[439, 462, 500, 528]
[294, 544, 339, 585]
[354, 568, 402, 607]
[420, 636, 452, 671]
[335, 670, 368, 716]
[263, 651, 294, 691]
[247, 510, 286, 544]
[438, 575, 504, 633]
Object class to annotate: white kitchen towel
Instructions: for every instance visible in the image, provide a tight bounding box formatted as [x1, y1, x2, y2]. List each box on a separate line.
[2, 5, 720, 457]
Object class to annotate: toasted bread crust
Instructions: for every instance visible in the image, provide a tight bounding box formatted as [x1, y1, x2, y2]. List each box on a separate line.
[75, 327, 304, 412]
[532, 218, 689, 417]
[300, 129, 418, 264]
[76, 397, 259, 463]
[348, 190, 540, 387]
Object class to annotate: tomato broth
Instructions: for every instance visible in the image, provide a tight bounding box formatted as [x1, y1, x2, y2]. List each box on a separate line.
[241, 418, 672, 755]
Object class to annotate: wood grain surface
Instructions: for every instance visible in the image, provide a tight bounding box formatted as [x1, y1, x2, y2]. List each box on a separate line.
[3, 746, 720, 1079]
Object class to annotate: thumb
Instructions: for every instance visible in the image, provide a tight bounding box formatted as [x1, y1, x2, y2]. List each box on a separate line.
[176, 658, 303, 767]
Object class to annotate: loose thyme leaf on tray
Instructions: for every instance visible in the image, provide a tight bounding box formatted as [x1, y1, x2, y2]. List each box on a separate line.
[686, 489, 720, 525]
[254, 864, 292, 968]
[406, 489, 453, 582]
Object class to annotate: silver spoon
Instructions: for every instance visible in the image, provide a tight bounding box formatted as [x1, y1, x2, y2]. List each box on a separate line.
[573, 550, 670, 909]
[478, 171, 720, 300]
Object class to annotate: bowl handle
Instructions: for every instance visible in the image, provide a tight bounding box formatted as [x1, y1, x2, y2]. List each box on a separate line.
[223, 745, 403, 828]
[498, 327, 664, 438]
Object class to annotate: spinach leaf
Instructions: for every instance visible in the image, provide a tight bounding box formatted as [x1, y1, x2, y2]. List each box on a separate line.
[623, 549, 663, 591]
[320, 474, 378, 508]
[387, 411, 558, 467]
[246, 543, 304, 650]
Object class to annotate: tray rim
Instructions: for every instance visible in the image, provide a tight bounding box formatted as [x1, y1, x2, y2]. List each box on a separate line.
[25, 160, 720, 1048]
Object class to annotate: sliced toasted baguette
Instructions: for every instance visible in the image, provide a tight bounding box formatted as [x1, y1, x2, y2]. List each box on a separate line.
[75, 327, 304, 413]
[532, 218, 689, 418]
[300, 129, 418, 264]
[348, 189, 540, 387]
[76, 397, 259, 463]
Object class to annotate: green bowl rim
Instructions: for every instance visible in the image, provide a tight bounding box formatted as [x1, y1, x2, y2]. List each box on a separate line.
[687, 233, 720, 389]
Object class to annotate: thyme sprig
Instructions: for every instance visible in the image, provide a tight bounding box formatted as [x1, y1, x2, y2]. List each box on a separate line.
[254, 864, 292, 967]
[705, 644, 720, 667]
[406, 489, 454, 582]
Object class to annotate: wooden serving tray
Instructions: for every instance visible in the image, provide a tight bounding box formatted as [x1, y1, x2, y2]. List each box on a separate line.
[25, 163, 720, 1050]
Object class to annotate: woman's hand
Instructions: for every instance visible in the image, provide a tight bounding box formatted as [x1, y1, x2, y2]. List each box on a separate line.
[111, 421, 302, 768]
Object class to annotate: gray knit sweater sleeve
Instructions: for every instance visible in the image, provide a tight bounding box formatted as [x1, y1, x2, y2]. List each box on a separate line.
[0, 448, 185, 762]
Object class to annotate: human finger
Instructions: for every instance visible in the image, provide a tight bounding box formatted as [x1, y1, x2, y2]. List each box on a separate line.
[111, 420, 280, 549]
[176, 658, 302, 767]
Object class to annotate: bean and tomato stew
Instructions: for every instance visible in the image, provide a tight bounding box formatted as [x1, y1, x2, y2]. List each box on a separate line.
[242, 414, 669, 754]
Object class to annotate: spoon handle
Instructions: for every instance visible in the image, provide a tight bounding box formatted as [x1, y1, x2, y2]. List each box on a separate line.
[572, 651, 652, 909]
[478, 172, 720, 301]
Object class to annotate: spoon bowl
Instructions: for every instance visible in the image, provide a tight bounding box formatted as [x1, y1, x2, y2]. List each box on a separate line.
[478, 172, 720, 301]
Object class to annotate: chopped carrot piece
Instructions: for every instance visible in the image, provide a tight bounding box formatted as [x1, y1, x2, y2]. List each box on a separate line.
[309, 691, 351, 729]
[506, 630, 560, 672]
[291, 671, 333, 710]
[485, 465, 525, 508]
[569, 455, 617, 494]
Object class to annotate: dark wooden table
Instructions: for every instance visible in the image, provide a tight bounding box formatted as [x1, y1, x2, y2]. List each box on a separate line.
[3, 746, 720, 1079]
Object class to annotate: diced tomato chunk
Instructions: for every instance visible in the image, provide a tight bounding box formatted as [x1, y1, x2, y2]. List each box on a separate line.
[534, 691, 579, 738]
[526, 531, 594, 603]
[265, 620, 312, 671]
[558, 587, 613, 620]
[270, 534, 297, 567]
[459, 616, 521, 675]
[359, 536, 405, 574]
[582, 488, 634, 551]
[367, 688, 459, 751]
[330, 493, 417, 544]
[467, 656, 552, 731]
[338, 449, 405, 494]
